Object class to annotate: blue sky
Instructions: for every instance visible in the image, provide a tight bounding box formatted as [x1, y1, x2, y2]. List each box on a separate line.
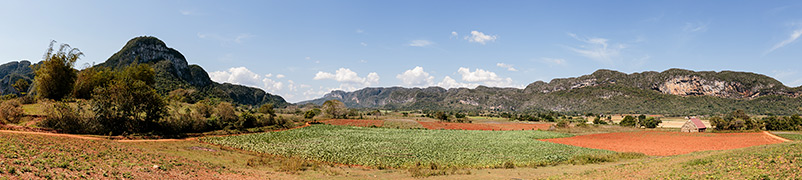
[2, 1, 802, 102]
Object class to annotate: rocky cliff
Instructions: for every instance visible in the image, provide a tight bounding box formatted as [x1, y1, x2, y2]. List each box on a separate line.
[0, 60, 35, 95]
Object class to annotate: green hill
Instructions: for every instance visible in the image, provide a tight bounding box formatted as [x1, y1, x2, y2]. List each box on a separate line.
[301, 69, 802, 115]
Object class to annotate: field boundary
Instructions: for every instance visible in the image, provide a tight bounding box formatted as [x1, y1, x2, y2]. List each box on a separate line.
[763, 131, 791, 142]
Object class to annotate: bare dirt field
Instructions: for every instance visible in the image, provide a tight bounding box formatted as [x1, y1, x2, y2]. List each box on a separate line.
[541, 131, 786, 156]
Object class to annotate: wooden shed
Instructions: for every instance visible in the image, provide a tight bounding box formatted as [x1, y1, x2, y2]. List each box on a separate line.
[681, 118, 706, 132]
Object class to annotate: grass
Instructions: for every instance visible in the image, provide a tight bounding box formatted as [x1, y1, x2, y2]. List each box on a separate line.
[551, 142, 802, 179]
[382, 119, 424, 129]
[776, 133, 802, 141]
[0, 132, 233, 179]
[201, 124, 626, 169]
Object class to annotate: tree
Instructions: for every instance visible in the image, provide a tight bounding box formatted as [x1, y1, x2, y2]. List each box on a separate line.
[304, 109, 317, 119]
[34, 41, 81, 100]
[711, 110, 758, 130]
[434, 111, 449, 121]
[258, 103, 276, 116]
[12, 79, 30, 96]
[322, 100, 347, 119]
[91, 65, 165, 135]
[637, 114, 647, 126]
[72, 66, 114, 99]
[620, 115, 637, 127]
[593, 116, 607, 125]
[215, 102, 238, 127]
[641, 117, 662, 128]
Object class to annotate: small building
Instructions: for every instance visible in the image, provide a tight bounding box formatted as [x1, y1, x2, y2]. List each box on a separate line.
[681, 118, 706, 132]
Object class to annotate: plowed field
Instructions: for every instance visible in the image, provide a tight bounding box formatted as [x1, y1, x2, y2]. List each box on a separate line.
[541, 131, 786, 156]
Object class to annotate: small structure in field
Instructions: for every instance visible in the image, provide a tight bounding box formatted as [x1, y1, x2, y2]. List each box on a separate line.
[681, 118, 706, 132]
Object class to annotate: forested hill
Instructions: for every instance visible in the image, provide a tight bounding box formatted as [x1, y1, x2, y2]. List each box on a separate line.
[0, 36, 287, 107]
[96, 36, 287, 107]
[301, 69, 802, 115]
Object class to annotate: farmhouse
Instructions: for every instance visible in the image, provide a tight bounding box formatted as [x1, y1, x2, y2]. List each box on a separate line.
[681, 118, 706, 132]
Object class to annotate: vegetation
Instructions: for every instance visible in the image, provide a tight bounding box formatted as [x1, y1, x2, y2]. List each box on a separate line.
[321, 100, 347, 119]
[33, 41, 82, 100]
[202, 124, 621, 169]
[619, 115, 636, 127]
[0, 99, 24, 124]
[762, 114, 802, 131]
[710, 110, 759, 130]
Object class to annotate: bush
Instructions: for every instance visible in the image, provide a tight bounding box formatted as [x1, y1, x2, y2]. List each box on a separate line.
[556, 120, 570, 128]
[763, 115, 802, 131]
[91, 68, 166, 135]
[0, 99, 24, 124]
[160, 103, 208, 133]
[620, 115, 637, 127]
[641, 117, 662, 128]
[214, 102, 238, 129]
[711, 110, 759, 130]
[39, 102, 99, 134]
[593, 116, 608, 125]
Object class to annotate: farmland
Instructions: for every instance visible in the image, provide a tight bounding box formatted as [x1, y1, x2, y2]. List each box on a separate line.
[200, 124, 633, 169]
[541, 131, 785, 156]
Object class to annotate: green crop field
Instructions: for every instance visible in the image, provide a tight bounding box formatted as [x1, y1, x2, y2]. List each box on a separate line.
[201, 124, 620, 168]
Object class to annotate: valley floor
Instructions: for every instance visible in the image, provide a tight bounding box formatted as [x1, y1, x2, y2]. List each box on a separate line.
[1, 123, 800, 179]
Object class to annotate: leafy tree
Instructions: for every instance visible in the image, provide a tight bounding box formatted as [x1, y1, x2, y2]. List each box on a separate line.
[593, 116, 607, 125]
[620, 115, 637, 127]
[641, 117, 662, 128]
[12, 79, 30, 96]
[304, 109, 317, 119]
[258, 103, 276, 116]
[91, 65, 165, 135]
[711, 110, 758, 130]
[322, 100, 347, 119]
[72, 66, 114, 99]
[215, 102, 238, 128]
[434, 111, 449, 121]
[34, 41, 82, 100]
[455, 112, 466, 119]
[637, 114, 647, 126]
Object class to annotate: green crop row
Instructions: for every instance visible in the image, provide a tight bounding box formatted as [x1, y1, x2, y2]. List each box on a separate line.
[201, 124, 615, 168]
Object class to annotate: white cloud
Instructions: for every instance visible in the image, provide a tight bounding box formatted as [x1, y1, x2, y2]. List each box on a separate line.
[314, 68, 380, 87]
[360, 59, 368, 63]
[408, 40, 434, 47]
[209, 67, 261, 87]
[450, 31, 459, 39]
[356, 29, 364, 33]
[197, 33, 254, 44]
[437, 76, 476, 89]
[360, 42, 368, 46]
[179, 9, 196, 16]
[767, 28, 802, 53]
[496, 63, 518, 71]
[567, 33, 624, 64]
[465, 31, 497, 44]
[396, 66, 435, 87]
[209, 67, 291, 94]
[455, 67, 517, 87]
[683, 21, 709, 32]
[540, 57, 567, 65]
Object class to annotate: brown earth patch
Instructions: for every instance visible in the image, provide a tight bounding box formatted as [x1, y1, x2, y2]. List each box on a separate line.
[540, 131, 786, 156]
[320, 119, 384, 127]
[417, 121, 551, 131]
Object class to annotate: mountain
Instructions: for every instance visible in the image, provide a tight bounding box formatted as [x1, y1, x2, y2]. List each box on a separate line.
[97, 36, 287, 106]
[301, 69, 802, 115]
[0, 60, 35, 95]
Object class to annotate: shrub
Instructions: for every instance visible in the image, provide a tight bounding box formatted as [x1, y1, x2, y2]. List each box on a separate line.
[39, 102, 99, 134]
[711, 110, 759, 130]
[214, 102, 238, 129]
[593, 116, 608, 125]
[556, 120, 570, 128]
[91, 72, 166, 135]
[620, 115, 637, 127]
[641, 117, 662, 128]
[0, 99, 24, 124]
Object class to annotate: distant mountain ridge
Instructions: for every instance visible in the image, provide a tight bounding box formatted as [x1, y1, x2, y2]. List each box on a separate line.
[301, 69, 802, 115]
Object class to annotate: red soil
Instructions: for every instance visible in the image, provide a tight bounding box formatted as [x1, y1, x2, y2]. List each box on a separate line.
[417, 121, 551, 131]
[321, 119, 384, 127]
[540, 131, 786, 156]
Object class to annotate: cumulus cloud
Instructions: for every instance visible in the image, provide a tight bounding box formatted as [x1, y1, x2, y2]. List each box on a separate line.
[567, 33, 624, 64]
[396, 66, 435, 87]
[450, 31, 459, 39]
[209, 67, 290, 93]
[455, 67, 517, 87]
[767, 28, 802, 54]
[465, 31, 497, 44]
[436, 76, 476, 89]
[496, 63, 517, 71]
[314, 68, 380, 88]
[408, 40, 434, 47]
